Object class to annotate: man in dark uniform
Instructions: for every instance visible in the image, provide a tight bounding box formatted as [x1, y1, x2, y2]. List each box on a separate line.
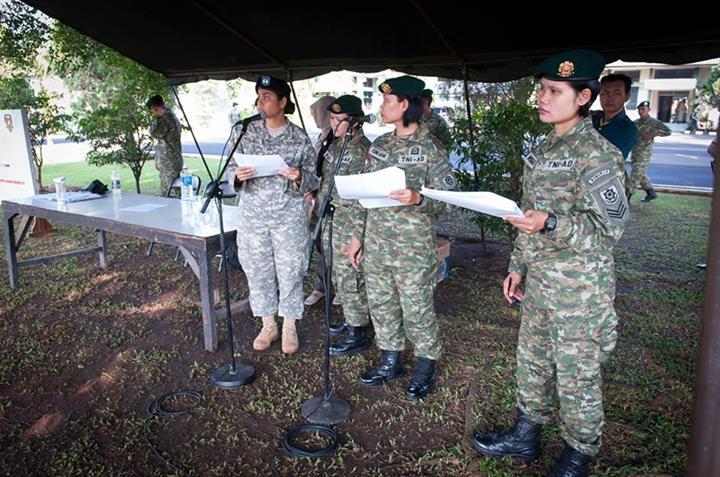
[591, 73, 638, 172]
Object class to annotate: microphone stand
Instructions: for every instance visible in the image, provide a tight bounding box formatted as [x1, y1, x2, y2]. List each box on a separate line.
[301, 120, 359, 424]
[204, 120, 257, 389]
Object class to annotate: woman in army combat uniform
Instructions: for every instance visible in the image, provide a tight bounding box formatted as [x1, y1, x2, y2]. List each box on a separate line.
[228, 75, 318, 355]
[472, 51, 629, 477]
[346, 76, 456, 400]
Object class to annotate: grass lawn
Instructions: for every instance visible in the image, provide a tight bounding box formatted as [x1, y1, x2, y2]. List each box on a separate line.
[0, 169, 711, 476]
[43, 156, 222, 196]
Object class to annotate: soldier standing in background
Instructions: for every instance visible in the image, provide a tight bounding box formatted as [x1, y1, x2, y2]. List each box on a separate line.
[310, 95, 374, 357]
[420, 88, 452, 151]
[473, 50, 629, 477]
[226, 75, 319, 355]
[146, 95, 183, 195]
[345, 76, 456, 400]
[630, 100, 671, 202]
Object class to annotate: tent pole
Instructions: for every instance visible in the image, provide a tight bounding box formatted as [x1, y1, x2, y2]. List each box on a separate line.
[687, 164, 720, 476]
[171, 85, 214, 181]
[461, 64, 479, 187]
[287, 70, 306, 132]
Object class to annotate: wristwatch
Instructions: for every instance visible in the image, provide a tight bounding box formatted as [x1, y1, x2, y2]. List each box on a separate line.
[541, 212, 557, 234]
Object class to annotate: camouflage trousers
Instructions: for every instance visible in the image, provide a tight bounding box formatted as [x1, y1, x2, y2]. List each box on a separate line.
[516, 295, 618, 456]
[364, 236, 441, 360]
[236, 205, 310, 320]
[329, 206, 369, 327]
[157, 155, 183, 197]
[629, 153, 653, 191]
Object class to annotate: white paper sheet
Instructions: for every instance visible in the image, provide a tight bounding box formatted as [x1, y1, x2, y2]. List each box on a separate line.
[420, 187, 524, 218]
[120, 203, 168, 213]
[235, 154, 288, 178]
[335, 166, 406, 208]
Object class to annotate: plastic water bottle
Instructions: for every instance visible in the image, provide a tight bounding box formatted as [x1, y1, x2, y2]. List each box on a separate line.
[180, 165, 193, 201]
[111, 170, 121, 195]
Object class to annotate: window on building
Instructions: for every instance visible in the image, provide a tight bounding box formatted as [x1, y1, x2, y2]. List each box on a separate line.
[655, 68, 699, 79]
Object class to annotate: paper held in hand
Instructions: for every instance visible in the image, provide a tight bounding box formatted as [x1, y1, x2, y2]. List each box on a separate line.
[335, 166, 406, 209]
[235, 154, 288, 177]
[420, 187, 524, 218]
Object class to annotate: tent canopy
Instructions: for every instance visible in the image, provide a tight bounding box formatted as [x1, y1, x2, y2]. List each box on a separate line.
[24, 1, 720, 85]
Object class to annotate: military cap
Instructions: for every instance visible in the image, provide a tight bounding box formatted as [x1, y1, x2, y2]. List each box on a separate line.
[421, 88, 433, 99]
[255, 74, 291, 98]
[378, 75, 425, 95]
[533, 50, 605, 81]
[637, 100, 650, 108]
[327, 95, 364, 116]
[145, 95, 164, 108]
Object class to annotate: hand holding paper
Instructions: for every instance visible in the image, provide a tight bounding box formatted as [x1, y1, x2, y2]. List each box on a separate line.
[335, 166, 407, 208]
[420, 187, 523, 218]
[235, 154, 288, 178]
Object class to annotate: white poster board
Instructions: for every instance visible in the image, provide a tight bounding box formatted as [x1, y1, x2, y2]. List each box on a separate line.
[0, 109, 38, 203]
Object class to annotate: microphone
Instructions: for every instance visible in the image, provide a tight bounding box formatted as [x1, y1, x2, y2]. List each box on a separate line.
[349, 113, 376, 125]
[234, 111, 267, 127]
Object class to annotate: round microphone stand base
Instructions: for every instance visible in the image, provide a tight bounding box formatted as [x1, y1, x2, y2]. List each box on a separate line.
[301, 395, 351, 425]
[212, 362, 256, 390]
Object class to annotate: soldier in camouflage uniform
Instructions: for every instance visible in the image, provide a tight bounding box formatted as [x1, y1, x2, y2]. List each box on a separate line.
[420, 89, 452, 150]
[345, 76, 456, 400]
[307, 95, 374, 357]
[630, 101, 671, 202]
[146, 95, 183, 196]
[472, 51, 629, 477]
[226, 75, 319, 355]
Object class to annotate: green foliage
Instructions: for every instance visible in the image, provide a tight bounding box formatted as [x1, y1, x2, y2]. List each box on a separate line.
[452, 98, 550, 244]
[0, 0, 48, 74]
[49, 23, 171, 193]
[695, 64, 720, 111]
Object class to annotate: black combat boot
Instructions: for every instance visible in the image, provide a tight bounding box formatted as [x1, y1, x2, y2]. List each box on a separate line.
[405, 357, 436, 400]
[328, 319, 347, 336]
[545, 443, 591, 477]
[641, 188, 657, 202]
[330, 326, 369, 356]
[472, 410, 542, 460]
[359, 351, 404, 386]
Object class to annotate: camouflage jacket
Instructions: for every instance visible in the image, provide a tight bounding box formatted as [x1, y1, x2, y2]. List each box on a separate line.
[317, 129, 371, 239]
[361, 124, 456, 242]
[509, 117, 629, 275]
[421, 111, 452, 150]
[631, 116, 671, 160]
[149, 110, 182, 160]
[226, 120, 319, 213]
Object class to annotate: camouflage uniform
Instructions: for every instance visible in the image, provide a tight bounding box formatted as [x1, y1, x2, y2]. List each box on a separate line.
[149, 110, 183, 195]
[509, 116, 628, 456]
[317, 129, 371, 327]
[226, 120, 319, 319]
[630, 116, 671, 191]
[361, 124, 456, 360]
[421, 111, 452, 150]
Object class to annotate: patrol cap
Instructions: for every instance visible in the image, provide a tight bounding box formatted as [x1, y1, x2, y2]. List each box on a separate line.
[421, 88, 433, 99]
[637, 100, 650, 108]
[327, 95, 364, 116]
[255, 74, 291, 98]
[378, 75, 425, 96]
[533, 50, 605, 81]
[145, 95, 164, 108]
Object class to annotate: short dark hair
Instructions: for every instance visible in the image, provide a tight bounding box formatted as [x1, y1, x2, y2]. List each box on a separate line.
[569, 80, 601, 118]
[601, 73, 632, 94]
[394, 94, 423, 127]
[145, 95, 164, 109]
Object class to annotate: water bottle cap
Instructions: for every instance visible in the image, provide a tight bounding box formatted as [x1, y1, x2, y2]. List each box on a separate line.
[53, 177, 65, 182]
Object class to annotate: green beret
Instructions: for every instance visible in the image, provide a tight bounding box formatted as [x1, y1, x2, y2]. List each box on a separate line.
[421, 89, 433, 99]
[327, 95, 364, 116]
[255, 74, 291, 98]
[379, 75, 425, 96]
[637, 100, 650, 108]
[533, 50, 605, 81]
